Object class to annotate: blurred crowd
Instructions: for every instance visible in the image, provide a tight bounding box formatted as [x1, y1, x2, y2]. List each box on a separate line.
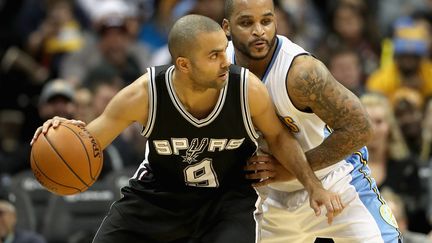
[0, 0, 432, 242]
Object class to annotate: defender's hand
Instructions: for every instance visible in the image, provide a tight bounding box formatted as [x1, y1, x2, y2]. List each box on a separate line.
[309, 187, 344, 225]
[245, 155, 295, 187]
[30, 116, 85, 145]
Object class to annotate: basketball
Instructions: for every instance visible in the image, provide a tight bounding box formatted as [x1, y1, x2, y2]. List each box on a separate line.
[30, 123, 103, 196]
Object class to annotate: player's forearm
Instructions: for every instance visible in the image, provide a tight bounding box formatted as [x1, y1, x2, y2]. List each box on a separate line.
[268, 132, 323, 192]
[305, 126, 372, 171]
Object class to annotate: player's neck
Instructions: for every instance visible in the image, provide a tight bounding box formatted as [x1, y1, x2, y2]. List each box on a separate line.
[172, 71, 220, 119]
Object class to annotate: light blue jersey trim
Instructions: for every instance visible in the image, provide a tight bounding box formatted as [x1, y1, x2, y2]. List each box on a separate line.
[348, 148, 402, 242]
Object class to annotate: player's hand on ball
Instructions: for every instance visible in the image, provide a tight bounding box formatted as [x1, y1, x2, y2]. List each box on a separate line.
[30, 116, 86, 145]
[309, 188, 344, 225]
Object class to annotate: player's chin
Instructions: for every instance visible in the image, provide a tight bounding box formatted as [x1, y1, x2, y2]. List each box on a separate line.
[250, 51, 269, 60]
[214, 77, 228, 88]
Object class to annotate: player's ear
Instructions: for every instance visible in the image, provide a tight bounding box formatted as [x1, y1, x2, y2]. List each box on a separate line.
[222, 19, 231, 37]
[176, 57, 190, 73]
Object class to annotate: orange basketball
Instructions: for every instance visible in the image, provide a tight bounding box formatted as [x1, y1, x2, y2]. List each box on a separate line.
[30, 123, 103, 196]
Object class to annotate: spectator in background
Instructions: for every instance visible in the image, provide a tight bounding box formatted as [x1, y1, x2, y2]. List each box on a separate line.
[316, 0, 380, 75]
[188, 0, 225, 25]
[25, 0, 85, 79]
[60, 14, 146, 86]
[361, 92, 429, 234]
[137, 0, 178, 53]
[0, 200, 46, 243]
[87, 0, 151, 71]
[38, 79, 76, 121]
[422, 99, 432, 162]
[277, 0, 325, 51]
[381, 188, 432, 243]
[149, 0, 226, 66]
[392, 88, 427, 161]
[367, 17, 432, 102]
[0, 110, 29, 176]
[377, 0, 429, 37]
[327, 47, 365, 97]
[412, 10, 432, 58]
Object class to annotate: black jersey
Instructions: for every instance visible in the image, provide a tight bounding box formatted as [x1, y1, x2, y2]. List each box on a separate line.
[130, 64, 258, 193]
[95, 65, 260, 243]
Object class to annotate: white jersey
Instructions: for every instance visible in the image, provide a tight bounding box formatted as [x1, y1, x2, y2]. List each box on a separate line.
[227, 35, 348, 192]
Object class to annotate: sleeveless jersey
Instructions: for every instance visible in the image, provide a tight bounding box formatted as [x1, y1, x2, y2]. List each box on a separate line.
[131, 65, 259, 193]
[227, 35, 350, 192]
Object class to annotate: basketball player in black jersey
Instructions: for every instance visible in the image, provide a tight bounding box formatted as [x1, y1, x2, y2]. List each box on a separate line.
[31, 15, 343, 243]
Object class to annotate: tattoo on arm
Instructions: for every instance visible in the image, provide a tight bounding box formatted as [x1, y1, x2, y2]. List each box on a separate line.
[289, 57, 373, 170]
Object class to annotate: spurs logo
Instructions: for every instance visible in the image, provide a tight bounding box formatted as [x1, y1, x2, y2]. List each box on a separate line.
[181, 138, 208, 164]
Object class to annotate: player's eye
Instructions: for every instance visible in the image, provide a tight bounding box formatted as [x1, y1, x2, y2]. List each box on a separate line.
[262, 19, 272, 25]
[240, 20, 253, 27]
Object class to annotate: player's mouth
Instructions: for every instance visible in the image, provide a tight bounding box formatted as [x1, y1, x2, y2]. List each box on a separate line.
[218, 71, 228, 79]
[251, 40, 268, 49]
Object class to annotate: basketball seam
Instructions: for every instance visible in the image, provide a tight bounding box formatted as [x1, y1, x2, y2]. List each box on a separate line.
[42, 132, 90, 187]
[61, 123, 96, 180]
[31, 151, 82, 192]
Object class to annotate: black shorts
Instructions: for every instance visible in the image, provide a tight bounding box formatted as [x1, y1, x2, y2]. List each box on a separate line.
[92, 186, 258, 243]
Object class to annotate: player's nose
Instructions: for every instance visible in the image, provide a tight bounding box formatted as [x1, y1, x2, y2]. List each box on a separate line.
[221, 54, 231, 68]
[252, 23, 265, 36]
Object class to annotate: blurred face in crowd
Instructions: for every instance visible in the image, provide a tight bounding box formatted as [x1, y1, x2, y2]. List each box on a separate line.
[395, 54, 421, 76]
[394, 100, 423, 143]
[333, 5, 363, 41]
[329, 51, 362, 91]
[48, 0, 73, 25]
[99, 27, 131, 67]
[190, 0, 225, 23]
[223, 0, 277, 60]
[0, 201, 16, 238]
[365, 104, 390, 150]
[39, 96, 77, 120]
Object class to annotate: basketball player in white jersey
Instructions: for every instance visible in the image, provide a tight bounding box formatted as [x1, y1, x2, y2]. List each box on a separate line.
[223, 0, 402, 242]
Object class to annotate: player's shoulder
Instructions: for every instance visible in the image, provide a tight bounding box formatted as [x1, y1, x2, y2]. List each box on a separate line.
[289, 55, 325, 78]
[117, 70, 151, 105]
[291, 55, 317, 70]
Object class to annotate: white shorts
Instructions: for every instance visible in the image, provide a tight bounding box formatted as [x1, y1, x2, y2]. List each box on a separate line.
[256, 149, 401, 243]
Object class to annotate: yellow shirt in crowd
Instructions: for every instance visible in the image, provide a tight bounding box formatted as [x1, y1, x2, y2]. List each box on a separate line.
[366, 59, 432, 101]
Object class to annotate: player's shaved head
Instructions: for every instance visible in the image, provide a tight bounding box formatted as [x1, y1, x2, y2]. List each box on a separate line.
[224, 0, 275, 19]
[168, 14, 223, 60]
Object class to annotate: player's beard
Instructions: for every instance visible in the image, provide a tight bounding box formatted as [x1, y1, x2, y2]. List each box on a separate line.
[231, 34, 277, 60]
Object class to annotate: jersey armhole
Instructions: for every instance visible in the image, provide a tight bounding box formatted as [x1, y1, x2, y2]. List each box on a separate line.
[141, 67, 157, 137]
[240, 68, 259, 142]
[286, 53, 314, 113]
